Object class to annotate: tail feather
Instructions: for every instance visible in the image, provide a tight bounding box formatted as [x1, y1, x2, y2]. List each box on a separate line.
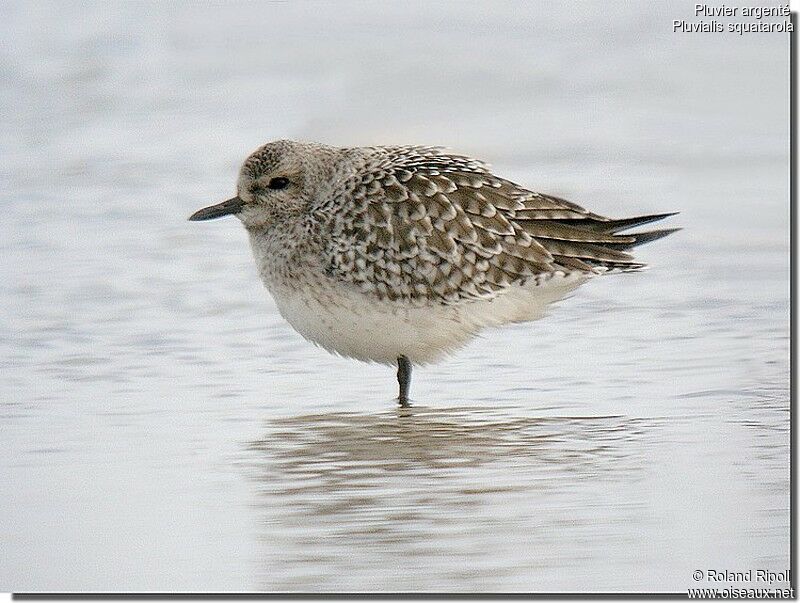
[541, 214, 679, 273]
[510, 190, 678, 275]
[601, 212, 680, 233]
[616, 228, 682, 249]
[555, 212, 680, 234]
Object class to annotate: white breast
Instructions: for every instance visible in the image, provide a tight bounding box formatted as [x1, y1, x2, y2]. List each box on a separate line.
[263, 270, 589, 366]
[247, 227, 589, 365]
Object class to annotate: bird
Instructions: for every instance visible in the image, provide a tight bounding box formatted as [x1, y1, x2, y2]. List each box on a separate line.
[189, 140, 678, 405]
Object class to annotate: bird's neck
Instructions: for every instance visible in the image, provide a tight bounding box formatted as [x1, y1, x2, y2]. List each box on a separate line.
[246, 218, 321, 286]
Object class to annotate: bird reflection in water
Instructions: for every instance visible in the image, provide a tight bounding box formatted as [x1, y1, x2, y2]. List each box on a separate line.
[243, 406, 658, 591]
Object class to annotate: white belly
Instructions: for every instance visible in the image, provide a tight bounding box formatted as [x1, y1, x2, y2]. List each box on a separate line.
[264, 272, 589, 366]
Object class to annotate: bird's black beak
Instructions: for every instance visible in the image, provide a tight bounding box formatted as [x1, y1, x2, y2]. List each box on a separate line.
[188, 196, 244, 221]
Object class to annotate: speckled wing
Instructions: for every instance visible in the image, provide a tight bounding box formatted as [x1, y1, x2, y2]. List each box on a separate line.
[322, 147, 673, 304]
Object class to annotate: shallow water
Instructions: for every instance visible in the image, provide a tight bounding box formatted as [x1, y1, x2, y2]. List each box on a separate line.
[0, 0, 790, 593]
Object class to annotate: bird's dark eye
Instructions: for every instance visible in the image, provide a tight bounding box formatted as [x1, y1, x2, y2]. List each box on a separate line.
[268, 177, 290, 190]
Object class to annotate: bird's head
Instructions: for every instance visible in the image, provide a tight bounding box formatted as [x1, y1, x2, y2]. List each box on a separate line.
[189, 140, 337, 230]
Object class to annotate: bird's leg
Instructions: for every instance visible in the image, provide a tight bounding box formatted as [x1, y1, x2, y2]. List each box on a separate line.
[397, 355, 412, 406]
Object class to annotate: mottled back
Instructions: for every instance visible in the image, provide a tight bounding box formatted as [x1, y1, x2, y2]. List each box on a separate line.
[317, 146, 674, 305]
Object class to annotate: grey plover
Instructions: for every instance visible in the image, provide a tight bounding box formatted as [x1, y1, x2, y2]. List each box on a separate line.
[190, 140, 677, 405]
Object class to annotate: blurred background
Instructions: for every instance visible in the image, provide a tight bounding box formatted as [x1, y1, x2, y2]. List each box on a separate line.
[0, 0, 789, 593]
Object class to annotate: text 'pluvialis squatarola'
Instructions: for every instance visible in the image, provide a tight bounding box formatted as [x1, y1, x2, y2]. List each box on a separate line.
[190, 140, 678, 405]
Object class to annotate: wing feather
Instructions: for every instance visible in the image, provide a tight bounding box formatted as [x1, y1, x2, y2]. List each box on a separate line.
[322, 147, 676, 304]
